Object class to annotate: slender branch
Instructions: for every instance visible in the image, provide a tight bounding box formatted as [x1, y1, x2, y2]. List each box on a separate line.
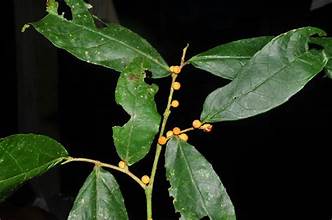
[149, 73, 177, 184]
[180, 43, 190, 67]
[145, 74, 177, 219]
[62, 156, 147, 189]
[161, 74, 178, 136]
[145, 44, 190, 220]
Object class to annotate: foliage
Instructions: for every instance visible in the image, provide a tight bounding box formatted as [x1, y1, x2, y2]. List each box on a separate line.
[165, 137, 236, 220]
[68, 167, 128, 220]
[0, 134, 68, 201]
[113, 58, 161, 165]
[200, 27, 327, 122]
[1, 0, 331, 219]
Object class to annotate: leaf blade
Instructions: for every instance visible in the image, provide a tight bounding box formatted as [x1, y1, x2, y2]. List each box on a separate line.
[201, 27, 328, 122]
[189, 36, 273, 79]
[30, 0, 169, 78]
[165, 137, 236, 220]
[0, 134, 68, 201]
[112, 58, 161, 165]
[68, 167, 128, 220]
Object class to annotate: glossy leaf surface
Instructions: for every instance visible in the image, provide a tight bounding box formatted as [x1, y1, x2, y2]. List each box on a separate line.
[165, 137, 236, 220]
[68, 167, 128, 220]
[310, 37, 332, 78]
[113, 58, 161, 165]
[0, 134, 68, 201]
[189, 36, 273, 79]
[30, 0, 169, 78]
[201, 27, 328, 122]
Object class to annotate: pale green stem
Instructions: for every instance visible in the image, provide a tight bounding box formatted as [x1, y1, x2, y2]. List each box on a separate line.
[145, 73, 177, 220]
[62, 156, 147, 189]
[145, 44, 189, 220]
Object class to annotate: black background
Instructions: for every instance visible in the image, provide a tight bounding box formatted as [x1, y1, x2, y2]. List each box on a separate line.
[1, 0, 332, 219]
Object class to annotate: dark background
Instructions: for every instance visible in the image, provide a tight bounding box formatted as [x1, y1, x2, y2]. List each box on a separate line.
[1, 0, 332, 219]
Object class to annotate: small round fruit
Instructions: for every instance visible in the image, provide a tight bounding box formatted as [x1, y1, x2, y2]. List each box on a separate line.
[192, 120, 202, 129]
[172, 82, 181, 90]
[158, 136, 167, 145]
[171, 100, 179, 108]
[172, 127, 181, 135]
[179, 133, 188, 142]
[166, 130, 174, 138]
[169, 65, 181, 74]
[118, 161, 126, 169]
[141, 175, 150, 184]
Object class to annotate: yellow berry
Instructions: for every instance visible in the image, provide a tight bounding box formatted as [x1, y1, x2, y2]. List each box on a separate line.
[166, 130, 174, 138]
[158, 136, 167, 145]
[169, 65, 181, 74]
[172, 127, 181, 135]
[200, 124, 213, 132]
[141, 175, 150, 184]
[179, 133, 188, 142]
[118, 161, 127, 169]
[192, 120, 202, 129]
[171, 100, 180, 108]
[172, 82, 181, 90]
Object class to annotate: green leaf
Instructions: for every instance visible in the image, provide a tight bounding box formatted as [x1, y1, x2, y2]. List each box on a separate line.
[165, 137, 236, 220]
[113, 58, 161, 165]
[30, 0, 169, 78]
[0, 134, 68, 201]
[310, 37, 332, 79]
[201, 27, 328, 122]
[68, 167, 128, 220]
[189, 36, 273, 80]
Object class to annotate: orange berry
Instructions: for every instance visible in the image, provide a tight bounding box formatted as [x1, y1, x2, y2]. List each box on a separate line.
[158, 136, 167, 145]
[192, 120, 202, 129]
[200, 124, 213, 132]
[169, 65, 181, 74]
[171, 100, 179, 108]
[141, 175, 150, 184]
[172, 127, 181, 135]
[172, 82, 181, 90]
[179, 133, 188, 142]
[166, 130, 174, 138]
[118, 161, 127, 169]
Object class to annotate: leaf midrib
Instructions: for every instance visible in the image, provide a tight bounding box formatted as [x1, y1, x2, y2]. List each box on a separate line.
[191, 55, 251, 61]
[124, 101, 138, 163]
[95, 170, 100, 220]
[100, 174, 127, 219]
[45, 14, 169, 72]
[0, 157, 64, 184]
[178, 140, 210, 219]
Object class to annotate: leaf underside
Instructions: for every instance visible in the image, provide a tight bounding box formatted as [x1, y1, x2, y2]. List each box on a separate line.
[30, 0, 169, 78]
[201, 27, 328, 122]
[112, 58, 161, 165]
[165, 137, 236, 220]
[0, 134, 68, 201]
[189, 36, 273, 80]
[68, 167, 128, 220]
